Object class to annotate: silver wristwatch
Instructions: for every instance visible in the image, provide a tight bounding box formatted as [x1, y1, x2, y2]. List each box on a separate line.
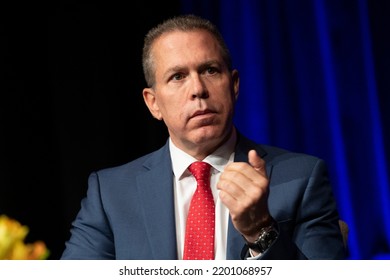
[244, 224, 279, 253]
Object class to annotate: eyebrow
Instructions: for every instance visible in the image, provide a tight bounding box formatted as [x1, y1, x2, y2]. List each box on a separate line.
[164, 60, 222, 75]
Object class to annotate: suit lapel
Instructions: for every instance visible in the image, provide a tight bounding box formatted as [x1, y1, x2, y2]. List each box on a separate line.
[226, 132, 272, 259]
[136, 145, 178, 259]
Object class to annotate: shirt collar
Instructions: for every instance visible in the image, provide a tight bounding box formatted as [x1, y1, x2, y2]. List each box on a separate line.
[169, 131, 237, 180]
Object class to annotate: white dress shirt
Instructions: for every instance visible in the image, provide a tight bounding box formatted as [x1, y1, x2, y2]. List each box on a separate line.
[170, 133, 236, 260]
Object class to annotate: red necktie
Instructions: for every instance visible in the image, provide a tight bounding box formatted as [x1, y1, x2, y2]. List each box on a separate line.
[183, 161, 215, 260]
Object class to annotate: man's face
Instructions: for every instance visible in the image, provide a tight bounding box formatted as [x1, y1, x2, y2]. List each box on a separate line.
[143, 30, 239, 158]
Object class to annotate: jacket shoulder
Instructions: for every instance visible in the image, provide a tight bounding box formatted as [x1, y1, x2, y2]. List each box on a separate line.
[95, 142, 170, 179]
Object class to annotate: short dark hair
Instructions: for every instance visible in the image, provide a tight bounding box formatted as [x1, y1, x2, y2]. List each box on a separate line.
[142, 14, 232, 87]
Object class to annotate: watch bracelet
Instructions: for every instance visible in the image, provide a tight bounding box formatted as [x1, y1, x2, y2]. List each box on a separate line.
[244, 222, 279, 253]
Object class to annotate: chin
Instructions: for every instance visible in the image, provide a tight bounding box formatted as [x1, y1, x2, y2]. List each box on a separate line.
[192, 127, 224, 145]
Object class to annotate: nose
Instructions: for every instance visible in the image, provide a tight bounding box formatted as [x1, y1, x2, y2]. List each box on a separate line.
[190, 74, 208, 99]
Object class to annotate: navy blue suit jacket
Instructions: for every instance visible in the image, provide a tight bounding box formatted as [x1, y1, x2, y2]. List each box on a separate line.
[61, 133, 346, 259]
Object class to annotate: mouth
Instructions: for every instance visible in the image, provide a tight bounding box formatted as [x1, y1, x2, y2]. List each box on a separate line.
[189, 109, 217, 124]
[191, 109, 215, 118]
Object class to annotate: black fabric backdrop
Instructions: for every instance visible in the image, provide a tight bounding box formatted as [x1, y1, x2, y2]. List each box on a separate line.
[1, 2, 178, 259]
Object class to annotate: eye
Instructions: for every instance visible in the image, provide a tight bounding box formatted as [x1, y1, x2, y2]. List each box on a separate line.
[205, 66, 218, 75]
[172, 73, 185, 81]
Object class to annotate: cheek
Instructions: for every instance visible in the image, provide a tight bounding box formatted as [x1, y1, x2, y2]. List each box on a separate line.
[214, 92, 235, 112]
[159, 102, 187, 126]
[158, 97, 182, 116]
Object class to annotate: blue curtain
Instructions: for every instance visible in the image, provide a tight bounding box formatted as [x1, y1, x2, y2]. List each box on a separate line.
[181, 0, 390, 260]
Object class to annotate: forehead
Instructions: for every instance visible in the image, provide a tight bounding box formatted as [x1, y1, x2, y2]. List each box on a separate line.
[151, 30, 222, 66]
[154, 29, 220, 54]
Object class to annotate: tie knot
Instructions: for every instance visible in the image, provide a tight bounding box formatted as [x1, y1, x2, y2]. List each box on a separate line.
[188, 161, 211, 182]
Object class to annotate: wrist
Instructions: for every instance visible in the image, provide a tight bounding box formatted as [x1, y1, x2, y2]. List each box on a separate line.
[242, 221, 279, 253]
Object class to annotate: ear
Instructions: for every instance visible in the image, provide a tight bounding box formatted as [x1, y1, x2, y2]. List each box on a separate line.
[232, 69, 240, 101]
[142, 88, 163, 120]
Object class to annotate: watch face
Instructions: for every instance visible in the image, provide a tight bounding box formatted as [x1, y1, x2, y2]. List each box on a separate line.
[259, 227, 278, 251]
[245, 225, 279, 253]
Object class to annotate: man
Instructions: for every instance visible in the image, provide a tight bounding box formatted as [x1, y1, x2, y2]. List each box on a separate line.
[61, 14, 346, 260]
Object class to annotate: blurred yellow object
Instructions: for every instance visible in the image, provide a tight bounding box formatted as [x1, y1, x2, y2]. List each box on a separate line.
[0, 215, 49, 260]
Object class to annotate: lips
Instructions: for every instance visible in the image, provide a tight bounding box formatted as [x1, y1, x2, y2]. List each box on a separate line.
[189, 109, 217, 126]
[191, 109, 214, 118]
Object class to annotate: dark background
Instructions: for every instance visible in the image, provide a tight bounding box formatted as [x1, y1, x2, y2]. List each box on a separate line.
[1, 1, 390, 260]
[1, 2, 178, 259]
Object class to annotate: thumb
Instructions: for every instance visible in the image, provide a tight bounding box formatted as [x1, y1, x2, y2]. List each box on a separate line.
[248, 149, 266, 175]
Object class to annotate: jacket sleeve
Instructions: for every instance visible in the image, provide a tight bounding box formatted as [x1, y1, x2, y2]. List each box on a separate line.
[61, 172, 115, 259]
[241, 158, 347, 260]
